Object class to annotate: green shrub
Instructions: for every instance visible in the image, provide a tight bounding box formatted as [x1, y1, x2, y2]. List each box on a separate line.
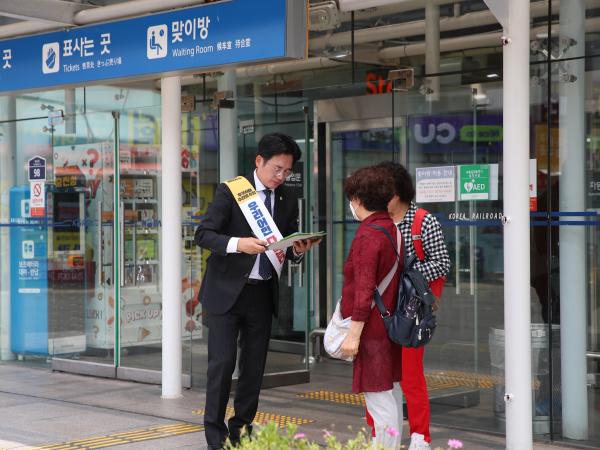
[226, 422, 464, 450]
[227, 422, 391, 450]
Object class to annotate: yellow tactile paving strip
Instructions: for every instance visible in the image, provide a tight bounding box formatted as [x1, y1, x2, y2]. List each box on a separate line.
[297, 370, 502, 406]
[427, 371, 541, 390]
[21, 423, 203, 450]
[426, 370, 498, 389]
[193, 407, 314, 427]
[298, 390, 366, 406]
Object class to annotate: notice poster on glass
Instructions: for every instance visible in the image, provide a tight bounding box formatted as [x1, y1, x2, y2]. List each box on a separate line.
[530, 158, 538, 211]
[415, 166, 456, 203]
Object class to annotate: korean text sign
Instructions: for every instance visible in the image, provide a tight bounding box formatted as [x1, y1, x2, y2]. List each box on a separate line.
[0, 0, 305, 93]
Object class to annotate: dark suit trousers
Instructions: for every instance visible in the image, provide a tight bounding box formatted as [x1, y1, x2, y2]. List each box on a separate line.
[204, 280, 273, 449]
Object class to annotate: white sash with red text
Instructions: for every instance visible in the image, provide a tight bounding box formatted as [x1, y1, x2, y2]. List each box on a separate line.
[224, 176, 285, 277]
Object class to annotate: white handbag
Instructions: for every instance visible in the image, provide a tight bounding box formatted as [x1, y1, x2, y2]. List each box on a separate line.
[323, 228, 401, 361]
[324, 299, 354, 361]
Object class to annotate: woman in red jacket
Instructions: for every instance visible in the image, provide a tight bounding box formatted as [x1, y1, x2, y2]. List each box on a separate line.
[340, 165, 404, 449]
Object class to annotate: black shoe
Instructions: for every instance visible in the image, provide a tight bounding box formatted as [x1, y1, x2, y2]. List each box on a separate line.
[228, 425, 253, 447]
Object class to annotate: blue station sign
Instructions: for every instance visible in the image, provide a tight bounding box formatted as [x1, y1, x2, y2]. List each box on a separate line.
[0, 0, 306, 93]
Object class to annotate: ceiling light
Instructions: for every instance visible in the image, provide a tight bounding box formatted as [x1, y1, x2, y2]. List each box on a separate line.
[473, 92, 489, 105]
[324, 47, 350, 59]
[487, 73, 499, 78]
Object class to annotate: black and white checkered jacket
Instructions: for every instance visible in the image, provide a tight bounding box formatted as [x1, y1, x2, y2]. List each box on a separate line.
[397, 202, 451, 282]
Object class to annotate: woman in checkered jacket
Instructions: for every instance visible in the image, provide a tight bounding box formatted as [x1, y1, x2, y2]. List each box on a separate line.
[375, 161, 451, 450]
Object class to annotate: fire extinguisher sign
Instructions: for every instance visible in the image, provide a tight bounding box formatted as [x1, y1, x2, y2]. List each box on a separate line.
[30, 180, 45, 217]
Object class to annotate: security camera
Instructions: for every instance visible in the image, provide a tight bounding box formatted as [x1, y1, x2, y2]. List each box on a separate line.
[501, 36, 511, 46]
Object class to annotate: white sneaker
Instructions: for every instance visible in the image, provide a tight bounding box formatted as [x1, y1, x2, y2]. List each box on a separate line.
[408, 432, 431, 450]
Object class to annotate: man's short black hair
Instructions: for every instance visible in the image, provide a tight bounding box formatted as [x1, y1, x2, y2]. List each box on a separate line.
[376, 161, 415, 203]
[257, 133, 302, 163]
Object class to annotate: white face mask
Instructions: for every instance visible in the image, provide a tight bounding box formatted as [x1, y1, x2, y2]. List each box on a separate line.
[349, 201, 360, 221]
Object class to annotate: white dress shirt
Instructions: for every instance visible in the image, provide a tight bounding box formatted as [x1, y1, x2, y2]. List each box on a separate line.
[226, 171, 275, 280]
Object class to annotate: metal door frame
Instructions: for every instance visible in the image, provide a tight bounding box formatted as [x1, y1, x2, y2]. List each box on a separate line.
[314, 94, 405, 323]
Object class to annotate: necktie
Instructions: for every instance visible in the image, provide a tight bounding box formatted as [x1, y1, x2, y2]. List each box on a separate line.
[258, 189, 273, 280]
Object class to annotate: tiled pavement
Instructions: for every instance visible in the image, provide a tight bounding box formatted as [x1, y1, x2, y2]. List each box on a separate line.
[0, 362, 587, 450]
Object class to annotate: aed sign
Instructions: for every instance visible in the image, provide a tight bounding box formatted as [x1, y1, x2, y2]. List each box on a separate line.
[28, 156, 46, 181]
[29, 181, 45, 217]
[0, 0, 306, 93]
[459, 164, 489, 200]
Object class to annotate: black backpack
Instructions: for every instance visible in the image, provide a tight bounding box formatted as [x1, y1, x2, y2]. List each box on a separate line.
[369, 224, 437, 347]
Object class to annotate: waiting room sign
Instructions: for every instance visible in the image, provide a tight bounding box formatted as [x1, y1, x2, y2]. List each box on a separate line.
[0, 0, 306, 93]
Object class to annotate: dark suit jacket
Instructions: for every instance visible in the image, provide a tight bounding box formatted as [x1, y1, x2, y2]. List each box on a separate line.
[194, 174, 301, 315]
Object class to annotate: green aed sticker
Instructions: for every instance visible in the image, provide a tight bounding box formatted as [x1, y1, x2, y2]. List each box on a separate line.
[459, 164, 490, 200]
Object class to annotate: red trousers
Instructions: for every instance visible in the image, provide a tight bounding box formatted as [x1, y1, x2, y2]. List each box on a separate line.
[365, 346, 430, 443]
[400, 346, 430, 442]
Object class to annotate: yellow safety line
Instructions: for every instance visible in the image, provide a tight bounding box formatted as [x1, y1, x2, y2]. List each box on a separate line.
[110, 430, 157, 439]
[296, 370, 502, 409]
[193, 407, 314, 427]
[297, 390, 365, 406]
[88, 442, 128, 449]
[23, 423, 204, 450]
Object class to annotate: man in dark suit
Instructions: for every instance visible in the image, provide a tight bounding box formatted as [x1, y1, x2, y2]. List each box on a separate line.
[195, 133, 318, 449]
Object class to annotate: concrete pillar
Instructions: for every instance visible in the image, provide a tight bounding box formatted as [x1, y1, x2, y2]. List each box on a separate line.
[218, 70, 238, 181]
[559, 0, 588, 440]
[161, 76, 182, 399]
[0, 95, 16, 361]
[503, 0, 533, 448]
[425, 0, 440, 102]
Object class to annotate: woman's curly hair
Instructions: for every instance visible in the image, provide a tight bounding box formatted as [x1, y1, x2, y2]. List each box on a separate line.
[344, 165, 395, 212]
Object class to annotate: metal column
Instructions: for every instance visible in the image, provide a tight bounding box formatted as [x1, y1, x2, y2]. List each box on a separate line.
[0, 95, 16, 361]
[502, 1, 533, 448]
[559, 0, 588, 439]
[64, 89, 76, 134]
[425, 0, 440, 102]
[161, 76, 183, 399]
[218, 70, 238, 181]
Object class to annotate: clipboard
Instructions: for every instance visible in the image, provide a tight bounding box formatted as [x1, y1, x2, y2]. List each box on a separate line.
[266, 231, 326, 251]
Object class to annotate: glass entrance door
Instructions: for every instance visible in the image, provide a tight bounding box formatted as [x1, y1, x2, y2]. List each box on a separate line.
[7, 110, 120, 372]
[116, 105, 167, 379]
[174, 95, 312, 390]
[234, 98, 313, 387]
[50, 112, 117, 366]
[183, 101, 219, 388]
[396, 86, 505, 431]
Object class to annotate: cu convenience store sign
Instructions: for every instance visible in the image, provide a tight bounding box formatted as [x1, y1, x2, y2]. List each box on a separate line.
[0, 0, 306, 93]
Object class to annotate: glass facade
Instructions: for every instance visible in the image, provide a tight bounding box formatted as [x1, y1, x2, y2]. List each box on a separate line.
[1, 0, 600, 447]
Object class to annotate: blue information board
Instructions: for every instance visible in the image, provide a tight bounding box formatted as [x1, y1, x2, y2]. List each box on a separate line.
[10, 186, 49, 355]
[0, 0, 306, 93]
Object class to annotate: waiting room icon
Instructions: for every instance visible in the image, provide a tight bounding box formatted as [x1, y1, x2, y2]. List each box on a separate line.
[147, 25, 168, 59]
